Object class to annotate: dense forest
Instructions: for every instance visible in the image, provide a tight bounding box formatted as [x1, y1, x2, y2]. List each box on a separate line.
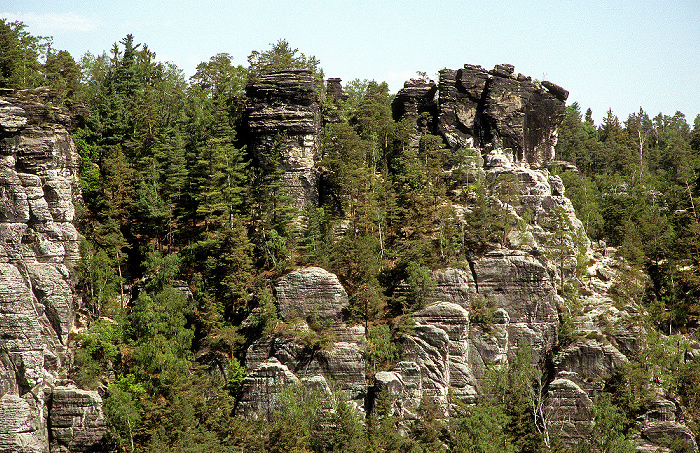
[3, 17, 700, 453]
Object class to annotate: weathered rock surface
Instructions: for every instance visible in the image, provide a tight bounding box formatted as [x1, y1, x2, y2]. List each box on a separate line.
[238, 266, 366, 419]
[0, 393, 46, 453]
[434, 64, 567, 168]
[554, 339, 627, 380]
[392, 78, 438, 132]
[383, 255, 559, 416]
[49, 387, 108, 453]
[0, 89, 106, 452]
[246, 70, 321, 207]
[325, 78, 349, 102]
[543, 375, 593, 445]
[276, 266, 348, 321]
[234, 358, 299, 420]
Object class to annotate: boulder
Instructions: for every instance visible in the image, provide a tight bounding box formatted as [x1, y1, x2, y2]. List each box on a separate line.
[276, 266, 349, 321]
[543, 376, 593, 445]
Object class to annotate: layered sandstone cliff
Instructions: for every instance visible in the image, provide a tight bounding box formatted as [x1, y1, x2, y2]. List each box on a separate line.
[239, 66, 697, 453]
[0, 88, 107, 453]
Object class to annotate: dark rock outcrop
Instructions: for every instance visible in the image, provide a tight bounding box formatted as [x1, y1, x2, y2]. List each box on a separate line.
[435, 64, 568, 168]
[326, 78, 349, 102]
[392, 79, 438, 130]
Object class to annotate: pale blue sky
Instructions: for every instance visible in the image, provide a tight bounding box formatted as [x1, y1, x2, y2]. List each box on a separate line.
[3, 0, 699, 125]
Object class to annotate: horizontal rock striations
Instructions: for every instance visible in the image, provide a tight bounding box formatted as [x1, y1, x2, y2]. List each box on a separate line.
[246, 70, 322, 208]
[0, 89, 106, 452]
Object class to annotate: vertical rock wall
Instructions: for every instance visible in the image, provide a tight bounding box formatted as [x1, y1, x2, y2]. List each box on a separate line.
[394, 63, 569, 168]
[246, 70, 322, 208]
[0, 89, 106, 452]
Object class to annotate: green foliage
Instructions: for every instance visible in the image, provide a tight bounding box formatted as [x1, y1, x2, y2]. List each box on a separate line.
[478, 342, 548, 452]
[73, 318, 121, 389]
[450, 403, 515, 453]
[367, 324, 402, 373]
[0, 18, 52, 89]
[75, 238, 122, 316]
[470, 295, 497, 331]
[247, 38, 322, 82]
[400, 261, 437, 313]
[45, 26, 700, 452]
[589, 393, 636, 453]
[226, 357, 247, 398]
[268, 382, 365, 453]
[246, 287, 280, 336]
[411, 394, 448, 452]
[128, 285, 195, 391]
[104, 374, 145, 451]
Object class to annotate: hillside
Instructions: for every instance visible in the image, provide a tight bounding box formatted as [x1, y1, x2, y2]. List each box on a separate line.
[2, 28, 700, 453]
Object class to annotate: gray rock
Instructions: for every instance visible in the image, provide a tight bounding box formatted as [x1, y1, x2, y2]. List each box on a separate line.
[235, 358, 300, 420]
[246, 70, 321, 207]
[424, 268, 476, 309]
[326, 78, 349, 102]
[554, 339, 627, 380]
[374, 361, 423, 419]
[641, 423, 698, 453]
[0, 393, 45, 453]
[392, 79, 438, 130]
[49, 386, 108, 453]
[544, 377, 593, 445]
[431, 63, 567, 168]
[276, 266, 349, 321]
[0, 89, 100, 453]
[245, 336, 366, 404]
[0, 99, 28, 132]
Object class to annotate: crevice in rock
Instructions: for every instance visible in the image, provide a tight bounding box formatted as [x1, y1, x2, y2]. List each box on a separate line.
[474, 76, 492, 148]
[468, 259, 479, 294]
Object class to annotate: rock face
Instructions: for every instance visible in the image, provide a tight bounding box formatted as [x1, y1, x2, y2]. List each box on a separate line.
[237, 267, 366, 419]
[379, 253, 558, 417]
[325, 78, 349, 102]
[392, 79, 438, 130]
[392, 64, 568, 168]
[49, 387, 108, 453]
[246, 70, 322, 207]
[0, 89, 107, 452]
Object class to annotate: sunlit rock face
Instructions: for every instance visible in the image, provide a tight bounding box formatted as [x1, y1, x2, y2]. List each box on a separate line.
[246, 70, 322, 208]
[237, 267, 367, 420]
[0, 88, 106, 452]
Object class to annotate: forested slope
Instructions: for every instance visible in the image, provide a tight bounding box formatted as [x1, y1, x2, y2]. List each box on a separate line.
[2, 19, 700, 453]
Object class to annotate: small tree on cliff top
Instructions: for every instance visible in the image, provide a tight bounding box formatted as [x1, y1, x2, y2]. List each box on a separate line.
[247, 38, 322, 82]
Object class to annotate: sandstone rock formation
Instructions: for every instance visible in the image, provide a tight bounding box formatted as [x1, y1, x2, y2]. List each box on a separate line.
[0, 89, 107, 452]
[246, 70, 322, 207]
[393, 63, 568, 168]
[239, 66, 697, 451]
[237, 267, 366, 419]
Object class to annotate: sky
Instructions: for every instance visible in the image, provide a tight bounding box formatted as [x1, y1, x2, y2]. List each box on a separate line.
[2, 0, 699, 125]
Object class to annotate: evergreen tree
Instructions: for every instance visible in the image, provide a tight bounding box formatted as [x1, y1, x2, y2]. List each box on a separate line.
[247, 38, 322, 82]
[0, 19, 50, 88]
